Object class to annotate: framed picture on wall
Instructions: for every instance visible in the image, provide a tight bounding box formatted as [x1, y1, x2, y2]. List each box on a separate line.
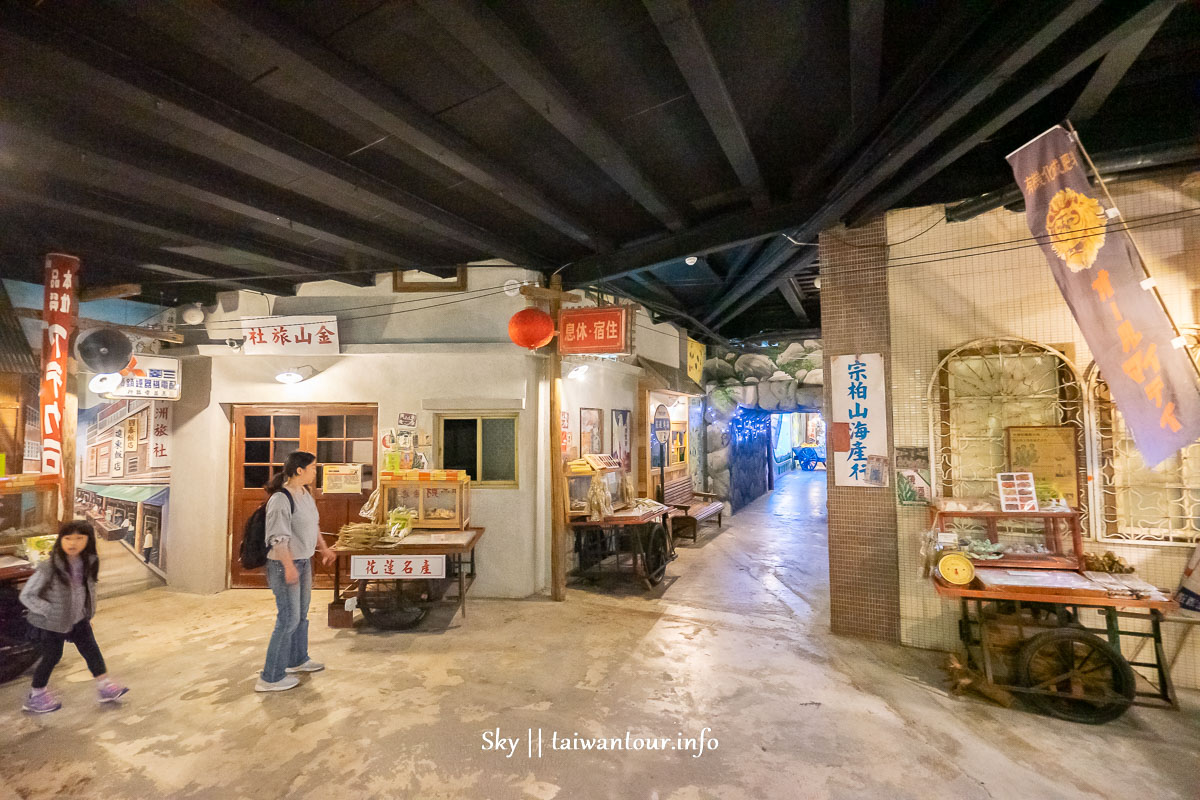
[611, 409, 631, 472]
[580, 408, 604, 456]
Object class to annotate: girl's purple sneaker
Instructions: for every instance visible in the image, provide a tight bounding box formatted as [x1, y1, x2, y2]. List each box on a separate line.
[97, 682, 129, 703]
[23, 690, 61, 714]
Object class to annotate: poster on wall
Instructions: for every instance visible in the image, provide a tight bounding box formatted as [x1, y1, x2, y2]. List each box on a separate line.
[830, 354, 888, 487]
[1007, 125, 1200, 467]
[323, 464, 363, 494]
[580, 408, 604, 456]
[1007, 426, 1078, 509]
[611, 409, 631, 472]
[686, 338, 705, 385]
[895, 446, 931, 506]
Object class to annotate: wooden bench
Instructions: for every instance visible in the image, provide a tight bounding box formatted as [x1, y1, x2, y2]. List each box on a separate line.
[662, 476, 723, 542]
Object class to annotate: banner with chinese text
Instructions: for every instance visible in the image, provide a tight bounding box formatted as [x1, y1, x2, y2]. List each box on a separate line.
[40, 254, 79, 474]
[830, 354, 888, 487]
[1007, 126, 1200, 466]
[110, 355, 181, 400]
[242, 315, 339, 355]
[558, 306, 631, 355]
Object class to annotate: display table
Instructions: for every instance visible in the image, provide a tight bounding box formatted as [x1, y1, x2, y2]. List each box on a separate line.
[569, 501, 674, 590]
[330, 527, 483, 631]
[932, 571, 1177, 723]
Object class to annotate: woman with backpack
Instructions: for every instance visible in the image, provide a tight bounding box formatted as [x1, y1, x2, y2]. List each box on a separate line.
[256, 450, 336, 693]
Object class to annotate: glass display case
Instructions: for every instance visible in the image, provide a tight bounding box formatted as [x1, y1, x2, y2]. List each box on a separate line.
[377, 472, 470, 529]
[566, 470, 625, 517]
[934, 508, 1084, 570]
[0, 475, 59, 557]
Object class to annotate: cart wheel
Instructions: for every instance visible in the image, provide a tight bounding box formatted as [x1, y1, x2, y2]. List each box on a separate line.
[800, 460, 816, 471]
[357, 579, 431, 630]
[644, 523, 669, 587]
[1016, 628, 1136, 724]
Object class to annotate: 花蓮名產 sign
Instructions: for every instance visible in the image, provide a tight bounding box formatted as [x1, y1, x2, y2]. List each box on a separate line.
[1008, 126, 1200, 467]
[350, 554, 446, 580]
[241, 315, 340, 355]
[830, 354, 888, 487]
[558, 306, 630, 355]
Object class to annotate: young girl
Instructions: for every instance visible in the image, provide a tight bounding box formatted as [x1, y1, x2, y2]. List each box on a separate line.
[257, 450, 336, 693]
[19, 520, 127, 713]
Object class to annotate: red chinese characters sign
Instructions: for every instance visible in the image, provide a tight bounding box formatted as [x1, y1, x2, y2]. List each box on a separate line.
[349, 554, 446, 580]
[241, 315, 339, 355]
[1008, 126, 1200, 467]
[40, 254, 80, 475]
[558, 306, 630, 355]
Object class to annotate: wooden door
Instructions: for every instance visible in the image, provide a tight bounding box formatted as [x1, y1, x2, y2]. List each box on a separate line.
[229, 404, 377, 588]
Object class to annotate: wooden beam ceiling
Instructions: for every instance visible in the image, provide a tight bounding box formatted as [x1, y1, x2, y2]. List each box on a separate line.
[417, 0, 688, 232]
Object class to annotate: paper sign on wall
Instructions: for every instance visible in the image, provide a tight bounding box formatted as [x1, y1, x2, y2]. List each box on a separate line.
[322, 464, 363, 494]
[831, 354, 889, 487]
[149, 401, 172, 468]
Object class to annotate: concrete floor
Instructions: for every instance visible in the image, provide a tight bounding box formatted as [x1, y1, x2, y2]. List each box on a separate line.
[2, 470, 1197, 799]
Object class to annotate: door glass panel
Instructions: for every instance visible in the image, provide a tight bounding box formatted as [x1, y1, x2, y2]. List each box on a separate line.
[481, 417, 516, 482]
[273, 415, 300, 438]
[245, 415, 270, 438]
[244, 440, 270, 463]
[243, 465, 270, 489]
[317, 415, 344, 438]
[346, 415, 373, 438]
[274, 440, 301, 462]
[349, 439, 373, 463]
[317, 440, 344, 463]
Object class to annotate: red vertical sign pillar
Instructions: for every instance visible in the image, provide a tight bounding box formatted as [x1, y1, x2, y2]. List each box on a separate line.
[39, 254, 80, 477]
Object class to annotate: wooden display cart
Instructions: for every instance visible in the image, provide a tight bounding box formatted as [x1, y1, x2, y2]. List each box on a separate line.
[376, 471, 470, 529]
[933, 571, 1177, 724]
[329, 527, 483, 631]
[570, 501, 673, 590]
[0, 474, 59, 684]
[933, 508, 1084, 570]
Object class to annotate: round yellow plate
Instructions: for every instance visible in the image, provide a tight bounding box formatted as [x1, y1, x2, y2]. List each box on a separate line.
[937, 551, 976, 585]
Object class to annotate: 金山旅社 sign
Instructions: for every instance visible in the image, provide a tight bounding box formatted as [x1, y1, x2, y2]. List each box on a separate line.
[830, 354, 888, 487]
[350, 555, 446, 580]
[1008, 126, 1200, 467]
[241, 315, 340, 355]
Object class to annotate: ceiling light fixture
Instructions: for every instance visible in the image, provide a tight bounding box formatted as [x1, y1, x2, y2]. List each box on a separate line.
[88, 372, 123, 394]
[567, 364, 589, 380]
[813, 277, 822, 289]
[275, 365, 316, 384]
[684, 256, 698, 266]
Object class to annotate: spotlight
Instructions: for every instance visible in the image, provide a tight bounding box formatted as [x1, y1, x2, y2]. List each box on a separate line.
[685, 256, 698, 266]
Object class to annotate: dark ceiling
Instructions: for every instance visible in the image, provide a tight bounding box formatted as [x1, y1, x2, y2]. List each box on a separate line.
[0, 1, 1196, 343]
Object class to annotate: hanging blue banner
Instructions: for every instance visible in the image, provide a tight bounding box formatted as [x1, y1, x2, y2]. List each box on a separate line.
[1007, 125, 1200, 467]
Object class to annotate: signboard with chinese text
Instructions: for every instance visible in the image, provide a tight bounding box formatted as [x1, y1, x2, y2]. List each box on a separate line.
[830, 354, 888, 487]
[686, 338, 705, 385]
[1008, 126, 1200, 467]
[149, 401, 172, 468]
[39, 254, 79, 474]
[242, 315, 339, 355]
[322, 463, 363, 494]
[350, 554, 446, 580]
[558, 306, 630, 355]
[652, 404, 671, 444]
[111, 423, 125, 478]
[124, 417, 138, 456]
[109, 355, 181, 400]
[1007, 426, 1078, 508]
[396, 412, 418, 428]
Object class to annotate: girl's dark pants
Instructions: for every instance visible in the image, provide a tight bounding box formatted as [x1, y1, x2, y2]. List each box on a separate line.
[31, 621, 107, 689]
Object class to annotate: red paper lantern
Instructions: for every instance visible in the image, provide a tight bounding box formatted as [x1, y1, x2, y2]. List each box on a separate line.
[508, 307, 556, 349]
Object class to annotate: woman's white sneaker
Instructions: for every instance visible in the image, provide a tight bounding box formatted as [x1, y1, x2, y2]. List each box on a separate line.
[285, 659, 325, 674]
[255, 675, 300, 692]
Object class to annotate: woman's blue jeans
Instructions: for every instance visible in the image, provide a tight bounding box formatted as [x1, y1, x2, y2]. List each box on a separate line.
[262, 558, 311, 683]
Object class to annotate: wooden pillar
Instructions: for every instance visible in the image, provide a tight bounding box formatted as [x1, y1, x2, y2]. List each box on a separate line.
[548, 274, 567, 601]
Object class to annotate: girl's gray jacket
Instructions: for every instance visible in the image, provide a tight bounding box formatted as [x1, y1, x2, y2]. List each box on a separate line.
[19, 559, 96, 634]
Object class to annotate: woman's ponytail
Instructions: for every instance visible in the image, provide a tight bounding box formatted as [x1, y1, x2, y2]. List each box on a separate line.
[266, 450, 316, 494]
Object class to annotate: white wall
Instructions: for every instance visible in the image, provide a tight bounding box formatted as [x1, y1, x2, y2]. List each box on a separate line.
[886, 168, 1200, 688]
[560, 358, 641, 483]
[165, 346, 549, 599]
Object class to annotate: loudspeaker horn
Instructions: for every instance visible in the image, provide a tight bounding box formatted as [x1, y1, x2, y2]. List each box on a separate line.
[75, 328, 134, 374]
